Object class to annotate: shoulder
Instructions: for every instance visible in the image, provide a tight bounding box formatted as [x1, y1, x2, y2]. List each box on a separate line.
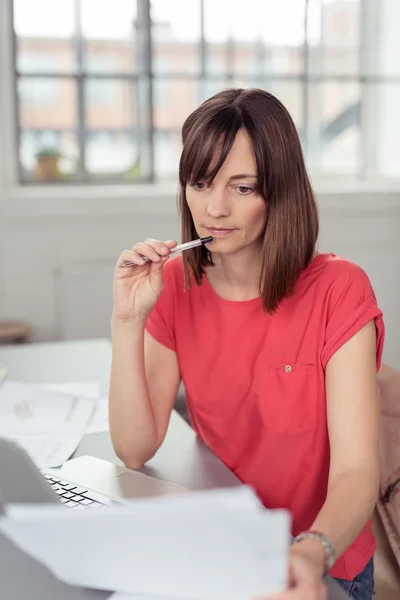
[305, 255, 380, 335]
[311, 253, 373, 294]
[295, 253, 378, 318]
[313, 256, 384, 369]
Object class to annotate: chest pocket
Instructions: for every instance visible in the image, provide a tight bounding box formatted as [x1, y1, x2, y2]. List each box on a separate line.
[258, 361, 318, 434]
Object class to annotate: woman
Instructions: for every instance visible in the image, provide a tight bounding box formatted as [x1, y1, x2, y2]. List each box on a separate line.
[109, 88, 384, 600]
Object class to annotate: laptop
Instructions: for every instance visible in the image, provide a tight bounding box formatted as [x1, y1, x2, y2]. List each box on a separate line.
[0, 437, 189, 511]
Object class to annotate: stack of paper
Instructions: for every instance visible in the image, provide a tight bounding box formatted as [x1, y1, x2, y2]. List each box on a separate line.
[35, 382, 110, 434]
[85, 396, 109, 433]
[0, 486, 290, 600]
[0, 381, 96, 468]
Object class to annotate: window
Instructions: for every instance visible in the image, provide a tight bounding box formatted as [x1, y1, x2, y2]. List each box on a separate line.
[11, 0, 400, 184]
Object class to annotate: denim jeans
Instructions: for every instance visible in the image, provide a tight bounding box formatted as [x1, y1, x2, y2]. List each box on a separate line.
[334, 558, 374, 600]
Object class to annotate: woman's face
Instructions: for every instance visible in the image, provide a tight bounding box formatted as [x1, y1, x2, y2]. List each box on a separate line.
[185, 129, 267, 256]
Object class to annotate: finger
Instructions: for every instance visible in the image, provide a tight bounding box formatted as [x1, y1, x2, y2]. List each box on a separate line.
[143, 238, 177, 256]
[282, 582, 326, 600]
[117, 249, 147, 268]
[164, 239, 178, 248]
[149, 252, 171, 277]
[288, 553, 321, 586]
[132, 242, 162, 263]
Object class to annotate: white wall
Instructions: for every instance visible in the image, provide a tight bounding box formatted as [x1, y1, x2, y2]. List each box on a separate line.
[0, 186, 399, 369]
[317, 190, 400, 367]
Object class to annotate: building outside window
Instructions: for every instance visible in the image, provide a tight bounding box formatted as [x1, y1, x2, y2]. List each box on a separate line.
[11, 0, 400, 184]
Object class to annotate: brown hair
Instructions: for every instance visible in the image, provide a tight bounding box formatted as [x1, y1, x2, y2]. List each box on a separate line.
[178, 88, 319, 313]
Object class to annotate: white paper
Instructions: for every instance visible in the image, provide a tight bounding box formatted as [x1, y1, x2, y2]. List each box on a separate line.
[111, 595, 182, 600]
[0, 487, 290, 600]
[35, 383, 109, 434]
[7, 434, 87, 469]
[85, 397, 109, 433]
[35, 382, 101, 399]
[0, 381, 95, 468]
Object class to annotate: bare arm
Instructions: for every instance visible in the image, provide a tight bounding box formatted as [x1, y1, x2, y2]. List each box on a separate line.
[291, 321, 380, 573]
[108, 238, 180, 470]
[109, 315, 181, 469]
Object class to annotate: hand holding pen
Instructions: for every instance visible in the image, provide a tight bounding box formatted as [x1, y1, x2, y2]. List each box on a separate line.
[119, 236, 213, 268]
[113, 237, 212, 322]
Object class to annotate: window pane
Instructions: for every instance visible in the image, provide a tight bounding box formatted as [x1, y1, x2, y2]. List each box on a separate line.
[307, 81, 361, 174]
[17, 45, 75, 74]
[204, 0, 306, 75]
[85, 132, 139, 177]
[198, 80, 230, 103]
[154, 130, 181, 180]
[20, 130, 78, 182]
[151, 0, 201, 75]
[307, 0, 361, 75]
[371, 84, 400, 178]
[153, 79, 198, 130]
[153, 80, 200, 180]
[81, 0, 138, 73]
[14, 0, 76, 73]
[367, 0, 400, 76]
[85, 79, 139, 176]
[17, 77, 77, 182]
[13, 0, 75, 37]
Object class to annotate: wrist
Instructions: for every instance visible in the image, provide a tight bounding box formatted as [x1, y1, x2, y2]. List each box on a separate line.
[111, 312, 147, 327]
[291, 530, 336, 576]
[290, 538, 325, 577]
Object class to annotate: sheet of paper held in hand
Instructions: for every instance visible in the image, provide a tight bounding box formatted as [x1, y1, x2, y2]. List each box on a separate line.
[0, 380, 96, 468]
[0, 487, 290, 600]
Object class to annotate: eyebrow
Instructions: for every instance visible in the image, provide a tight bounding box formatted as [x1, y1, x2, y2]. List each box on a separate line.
[228, 174, 257, 181]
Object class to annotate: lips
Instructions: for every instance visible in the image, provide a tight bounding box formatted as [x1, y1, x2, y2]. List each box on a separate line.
[206, 227, 236, 233]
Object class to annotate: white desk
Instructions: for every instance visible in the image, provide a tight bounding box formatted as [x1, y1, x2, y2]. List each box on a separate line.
[0, 339, 349, 600]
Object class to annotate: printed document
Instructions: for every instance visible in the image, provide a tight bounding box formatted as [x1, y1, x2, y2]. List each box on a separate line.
[0, 487, 290, 600]
[0, 380, 95, 467]
[35, 382, 109, 434]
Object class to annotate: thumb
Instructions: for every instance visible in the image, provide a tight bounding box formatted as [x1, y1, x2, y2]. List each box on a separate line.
[288, 553, 320, 587]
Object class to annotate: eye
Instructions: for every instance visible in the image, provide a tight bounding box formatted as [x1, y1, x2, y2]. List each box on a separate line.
[192, 182, 207, 191]
[235, 185, 254, 195]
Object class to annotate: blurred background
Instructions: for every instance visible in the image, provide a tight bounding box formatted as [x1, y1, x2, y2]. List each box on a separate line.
[10, 0, 400, 182]
[0, 0, 399, 365]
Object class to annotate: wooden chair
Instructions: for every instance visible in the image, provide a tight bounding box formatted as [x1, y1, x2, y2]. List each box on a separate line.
[372, 508, 400, 599]
[374, 364, 400, 598]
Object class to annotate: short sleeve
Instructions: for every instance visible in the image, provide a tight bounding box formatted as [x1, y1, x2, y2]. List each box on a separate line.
[321, 262, 385, 370]
[145, 259, 179, 351]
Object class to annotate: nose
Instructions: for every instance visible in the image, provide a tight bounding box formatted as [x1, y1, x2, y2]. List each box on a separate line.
[206, 189, 231, 218]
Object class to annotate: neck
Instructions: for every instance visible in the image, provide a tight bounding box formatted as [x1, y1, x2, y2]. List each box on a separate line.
[208, 243, 263, 301]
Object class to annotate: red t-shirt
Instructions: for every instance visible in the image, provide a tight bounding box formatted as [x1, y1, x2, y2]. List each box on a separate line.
[146, 253, 385, 580]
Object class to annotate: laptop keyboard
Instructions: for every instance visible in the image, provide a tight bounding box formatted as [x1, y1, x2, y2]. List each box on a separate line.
[43, 473, 108, 509]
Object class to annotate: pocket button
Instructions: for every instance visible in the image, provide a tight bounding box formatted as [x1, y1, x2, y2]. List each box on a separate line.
[284, 365, 292, 373]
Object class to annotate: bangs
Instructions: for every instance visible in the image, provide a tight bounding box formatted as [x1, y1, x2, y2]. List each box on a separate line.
[179, 107, 242, 187]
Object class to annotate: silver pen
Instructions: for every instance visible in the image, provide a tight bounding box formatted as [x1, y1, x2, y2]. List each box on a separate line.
[120, 236, 213, 268]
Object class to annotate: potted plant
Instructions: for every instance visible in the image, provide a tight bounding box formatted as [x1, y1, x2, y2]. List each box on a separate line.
[34, 147, 62, 182]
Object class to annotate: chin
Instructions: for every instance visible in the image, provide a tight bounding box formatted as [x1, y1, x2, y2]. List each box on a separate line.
[207, 240, 243, 254]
